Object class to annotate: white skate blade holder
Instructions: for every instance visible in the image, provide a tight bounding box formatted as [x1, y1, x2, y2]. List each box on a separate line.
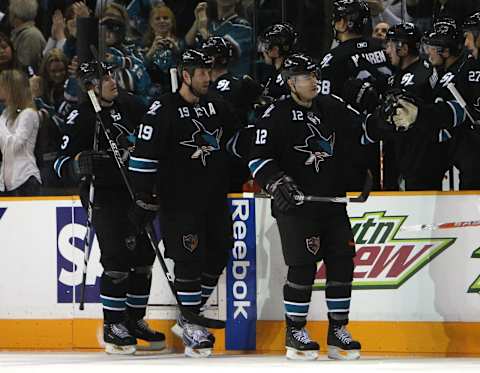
[184, 346, 212, 358]
[171, 322, 182, 339]
[286, 347, 319, 361]
[105, 343, 137, 355]
[327, 345, 360, 360]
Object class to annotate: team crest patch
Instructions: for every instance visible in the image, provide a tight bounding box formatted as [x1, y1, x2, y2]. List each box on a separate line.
[183, 234, 199, 252]
[305, 236, 321, 255]
[294, 123, 335, 172]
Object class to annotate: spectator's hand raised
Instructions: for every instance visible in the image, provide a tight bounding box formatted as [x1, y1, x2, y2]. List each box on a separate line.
[51, 10, 66, 41]
[73, 1, 91, 18]
[195, 2, 209, 31]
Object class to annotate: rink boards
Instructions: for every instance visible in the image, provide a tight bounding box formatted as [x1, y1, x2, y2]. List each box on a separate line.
[0, 192, 480, 354]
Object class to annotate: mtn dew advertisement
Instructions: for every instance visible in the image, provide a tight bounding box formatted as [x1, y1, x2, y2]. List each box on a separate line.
[314, 211, 456, 289]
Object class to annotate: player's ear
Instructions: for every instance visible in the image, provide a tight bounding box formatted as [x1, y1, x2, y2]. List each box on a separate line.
[287, 77, 295, 91]
[182, 69, 191, 85]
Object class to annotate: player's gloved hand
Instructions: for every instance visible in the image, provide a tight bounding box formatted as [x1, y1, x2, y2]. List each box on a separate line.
[391, 98, 418, 131]
[343, 79, 379, 114]
[72, 150, 110, 178]
[266, 172, 304, 213]
[380, 89, 420, 132]
[127, 192, 160, 235]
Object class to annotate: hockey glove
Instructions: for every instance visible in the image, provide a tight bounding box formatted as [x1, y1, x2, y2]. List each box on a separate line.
[380, 90, 420, 132]
[72, 150, 110, 178]
[343, 79, 379, 114]
[128, 192, 160, 235]
[266, 173, 304, 213]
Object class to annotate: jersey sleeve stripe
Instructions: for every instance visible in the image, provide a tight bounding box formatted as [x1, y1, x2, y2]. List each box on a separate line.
[361, 114, 376, 144]
[226, 131, 241, 158]
[128, 157, 158, 173]
[249, 158, 273, 178]
[53, 156, 71, 178]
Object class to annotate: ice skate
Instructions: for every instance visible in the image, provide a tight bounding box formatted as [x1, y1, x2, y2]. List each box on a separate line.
[327, 323, 361, 360]
[171, 314, 215, 344]
[127, 318, 166, 351]
[285, 325, 319, 361]
[182, 320, 214, 358]
[103, 322, 137, 355]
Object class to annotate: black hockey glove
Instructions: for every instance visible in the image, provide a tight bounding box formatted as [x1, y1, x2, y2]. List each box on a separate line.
[127, 192, 160, 235]
[343, 79, 379, 114]
[71, 150, 110, 180]
[266, 173, 304, 213]
[379, 89, 420, 132]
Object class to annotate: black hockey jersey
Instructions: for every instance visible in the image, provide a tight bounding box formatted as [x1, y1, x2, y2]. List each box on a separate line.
[262, 65, 290, 100]
[128, 92, 241, 211]
[249, 95, 375, 217]
[386, 59, 443, 176]
[53, 93, 145, 190]
[320, 37, 392, 96]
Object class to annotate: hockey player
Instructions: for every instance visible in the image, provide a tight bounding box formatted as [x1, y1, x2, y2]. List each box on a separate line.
[128, 49, 241, 357]
[202, 36, 262, 191]
[248, 53, 412, 361]
[53, 61, 165, 354]
[421, 19, 480, 189]
[381, 22, 445, 190]
[258, 23, 298, 100]
[320, 0, 393, 191]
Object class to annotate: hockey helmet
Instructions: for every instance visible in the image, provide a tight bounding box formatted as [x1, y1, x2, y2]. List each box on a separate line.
[258, 23, 298, 55]
[281, 53, 320, 83]
[463, 12, 480, 32]
[78, 60, 115, 88]
[202, 36, 235, 65]
[333, 0, 370, 34]
[423, 19, 465, 55]
[386, 23, 422, 54]
[180, 49, 214, 69]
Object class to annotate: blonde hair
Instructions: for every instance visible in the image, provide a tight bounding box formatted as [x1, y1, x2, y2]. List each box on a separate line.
[0, 69, 35, 121]
[144, 4, 177, 47]
[39, 48, 68, 102]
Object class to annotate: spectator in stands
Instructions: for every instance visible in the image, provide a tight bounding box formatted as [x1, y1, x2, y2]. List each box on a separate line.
[368, 0, 412, 27]
[372, 21, 390, 40]
[143, 4, 183, 95]
[9, 0, 46, 71]
[101, 3, 151, 103]
[0, 33, 14, 73]
[185, 0, 253, 76]
[406, 0, 480, 34]
[0, 69, 41, 196]
[43, 9, 67, 56]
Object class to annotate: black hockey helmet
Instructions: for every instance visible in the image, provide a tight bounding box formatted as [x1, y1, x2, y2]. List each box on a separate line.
[463, 12, 480, 32]
[281, 53, 320, 83]
[258, 23, 298, 56]
[386, 23, 422, 54]
[333, 0, 370, 34]
[202, 36, 235, 65]
[78, 60, 115, 89]
[423, 19, 465, 56]
[179, 49, 214, 69]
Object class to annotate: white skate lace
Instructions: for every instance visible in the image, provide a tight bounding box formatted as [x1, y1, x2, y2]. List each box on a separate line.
[334, 326, 352, 344]
[111, 323, 131, 339]
[292, 328, 312, 345]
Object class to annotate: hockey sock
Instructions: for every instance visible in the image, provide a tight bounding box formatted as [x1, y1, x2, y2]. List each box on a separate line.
[200, 272, 221, 308]
[100, 270, 129, 323]
[324, 256, 354, 324]
[174, 261, 202, 314]
[283, 264, 317, 329]
[126, 265, 152, 321]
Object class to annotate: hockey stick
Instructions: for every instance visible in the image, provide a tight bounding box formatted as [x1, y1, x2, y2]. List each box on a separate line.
[79, 91, 101, 311]
[401, 219, 480, 231]
[85, 58, 224, 329]
[446, 83, 480, 126]
[293, 169, 373, 203]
